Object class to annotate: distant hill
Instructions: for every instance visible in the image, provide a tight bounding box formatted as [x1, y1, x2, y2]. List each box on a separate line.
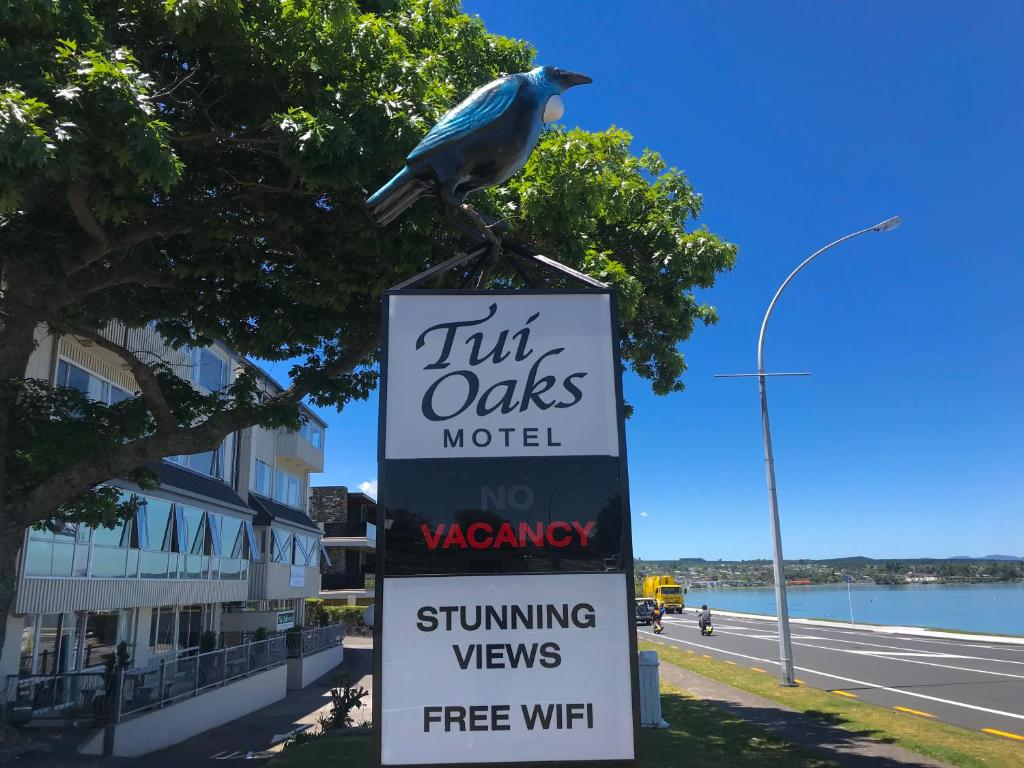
[638, 555, 1022, 566]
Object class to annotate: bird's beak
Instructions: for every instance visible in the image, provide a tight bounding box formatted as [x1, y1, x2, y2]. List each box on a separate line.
[561, 71, 593, 87]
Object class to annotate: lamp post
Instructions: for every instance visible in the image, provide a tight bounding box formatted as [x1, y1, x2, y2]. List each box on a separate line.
[719, 216, 901, 686]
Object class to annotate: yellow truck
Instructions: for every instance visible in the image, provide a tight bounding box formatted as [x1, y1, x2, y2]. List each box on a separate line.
[642, 575, 685, 614]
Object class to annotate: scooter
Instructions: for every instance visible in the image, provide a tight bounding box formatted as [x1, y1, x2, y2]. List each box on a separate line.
[699, 620, 714, 637]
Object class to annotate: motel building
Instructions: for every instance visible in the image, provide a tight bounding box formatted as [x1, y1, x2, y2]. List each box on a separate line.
[0, 323, 343, 756]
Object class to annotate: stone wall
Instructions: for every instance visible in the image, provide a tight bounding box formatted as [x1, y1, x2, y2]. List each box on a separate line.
[310, 485, 348, 523]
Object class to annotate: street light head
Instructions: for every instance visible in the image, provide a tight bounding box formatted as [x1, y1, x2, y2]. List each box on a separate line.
[872, 215, 901, 232]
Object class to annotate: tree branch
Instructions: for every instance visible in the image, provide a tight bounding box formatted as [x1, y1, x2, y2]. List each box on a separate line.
[68, 224, 192, 276]
[61, 265, 177, 302]
[66, 179, 108, 248]
[8, 332, 380, 526]
[45, 320, 176, 433]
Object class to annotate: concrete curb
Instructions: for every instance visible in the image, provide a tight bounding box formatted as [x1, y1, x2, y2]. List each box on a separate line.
[678, 606, 1024, 645]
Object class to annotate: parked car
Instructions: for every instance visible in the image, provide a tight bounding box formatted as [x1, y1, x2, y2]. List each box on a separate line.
[634, 598, 656, 625]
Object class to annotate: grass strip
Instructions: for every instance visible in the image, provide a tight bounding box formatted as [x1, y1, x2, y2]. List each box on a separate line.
[640, 640, 1024, 768]
[270, 684, 839, 767]
[642, 682, 837, 767]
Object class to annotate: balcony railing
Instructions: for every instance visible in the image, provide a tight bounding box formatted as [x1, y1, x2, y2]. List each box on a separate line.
[3, 636, 286, 725]
[323, 521, 376, 539]
[285, 624, 344, 658]
[321, 571, 375, 591]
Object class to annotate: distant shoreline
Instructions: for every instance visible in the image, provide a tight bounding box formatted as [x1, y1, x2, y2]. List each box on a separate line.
[686, 579, 1024, 588]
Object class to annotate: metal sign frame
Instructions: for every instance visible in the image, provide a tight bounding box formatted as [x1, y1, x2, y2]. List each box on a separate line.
[373, 278, 641, 767]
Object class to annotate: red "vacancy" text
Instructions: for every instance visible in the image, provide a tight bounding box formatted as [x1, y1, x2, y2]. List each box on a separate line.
[420, 521, 595, 550]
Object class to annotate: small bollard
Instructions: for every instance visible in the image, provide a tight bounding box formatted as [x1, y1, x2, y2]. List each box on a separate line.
[638, 651, 670, 728]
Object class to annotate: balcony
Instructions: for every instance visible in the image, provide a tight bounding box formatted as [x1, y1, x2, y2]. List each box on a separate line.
[321, 521, 376, 550]
[275, 430, 324, 474]
[248, 560, 321, 601]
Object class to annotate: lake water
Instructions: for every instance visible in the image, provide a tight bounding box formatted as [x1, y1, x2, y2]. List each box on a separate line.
[686, 582, 1024, 636]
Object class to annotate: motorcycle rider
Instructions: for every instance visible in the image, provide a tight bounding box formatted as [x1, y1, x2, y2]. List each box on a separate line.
[698, 604, 712, 632]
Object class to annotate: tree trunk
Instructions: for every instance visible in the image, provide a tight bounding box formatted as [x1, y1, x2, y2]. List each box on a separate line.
[0, 526, 21, 744]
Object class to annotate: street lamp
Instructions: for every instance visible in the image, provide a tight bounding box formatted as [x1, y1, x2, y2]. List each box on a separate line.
[718, 216, 901, 686]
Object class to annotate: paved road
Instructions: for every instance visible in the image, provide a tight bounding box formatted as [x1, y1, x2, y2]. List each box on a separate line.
[639, 611, 1024, 743]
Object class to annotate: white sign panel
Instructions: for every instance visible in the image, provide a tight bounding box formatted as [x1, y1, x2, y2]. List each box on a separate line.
[381, 573, 634, 765]
[289, 565, 305, 588]
[385, 294, 619, 459]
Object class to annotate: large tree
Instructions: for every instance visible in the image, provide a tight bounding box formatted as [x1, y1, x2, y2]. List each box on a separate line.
[0, 0, 735, 638]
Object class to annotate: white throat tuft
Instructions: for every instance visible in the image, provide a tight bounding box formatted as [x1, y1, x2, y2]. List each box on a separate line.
[543, 94, 564, 123]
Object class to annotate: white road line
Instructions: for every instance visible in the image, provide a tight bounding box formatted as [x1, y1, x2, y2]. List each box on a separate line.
[720, 617, 1024, 653]
[708, 628, 1024, 681]
[719, 624, 1024, 665]
[639, 629, 1024, 723]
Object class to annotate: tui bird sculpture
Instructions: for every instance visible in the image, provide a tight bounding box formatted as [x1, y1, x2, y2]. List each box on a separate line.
[365, 66, 591, 250]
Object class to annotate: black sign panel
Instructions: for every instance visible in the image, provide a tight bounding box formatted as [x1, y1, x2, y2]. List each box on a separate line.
[383, 456, 625, 575]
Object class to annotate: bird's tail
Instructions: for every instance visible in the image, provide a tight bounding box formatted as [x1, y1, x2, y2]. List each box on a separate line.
[365, 166, 430, 226]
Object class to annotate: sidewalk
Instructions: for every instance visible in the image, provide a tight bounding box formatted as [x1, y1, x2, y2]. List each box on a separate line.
[658, 659, 952, 768]
[140, 638, 373, 766]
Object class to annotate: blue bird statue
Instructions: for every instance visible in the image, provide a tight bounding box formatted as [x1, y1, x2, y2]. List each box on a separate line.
[365, 66, 591, 245]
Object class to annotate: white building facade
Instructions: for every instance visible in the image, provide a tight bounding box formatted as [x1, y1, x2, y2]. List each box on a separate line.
[0, 323, 327, 683]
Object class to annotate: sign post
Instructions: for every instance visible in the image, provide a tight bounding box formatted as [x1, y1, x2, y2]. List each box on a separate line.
[374, 288, 640, 767]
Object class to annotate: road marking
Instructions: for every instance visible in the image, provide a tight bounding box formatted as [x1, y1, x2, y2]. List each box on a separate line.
[831, 690, 858, 699]
[750, 667, 767, 673]
[795, 678, 807, 685]
[709, 628, 1024, 681]
[894, 706, 935, 718]
[724, 660, 737, 665]
[702, 654, 713, 659]
[638, 629, 1024, 722]
[720, 616, 1024, 654]
[982, 728, 1024, 741]
[270, 725, 311, 744]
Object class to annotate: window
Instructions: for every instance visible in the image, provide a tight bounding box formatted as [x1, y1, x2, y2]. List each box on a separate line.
[221, 516, 244, 559]
[150, 606, 175, 655]
[293, 534, 319, 567]
[271, 529, 292, 564]
[109, 385, 131, 404]
[57, 359, 105, 402]
[25, 523, 77, 577]
[192, 348, 228, 392]
[34, 614, 76, 675]
[252, 459, 272, 496]
[187, 446, 224, 478]
[139, 497, 174, 551]
[81, 611, 120, 669]
[176, 505, 207, 554]
[244, 520, 261, 561]
[293, 535, 307, 566]
[299, 421, 323, 449]
[177, 605, 204, 650]
[273, 468, 302, 508]
[92, 519, 130, 548]
[56, 359, 134, 405]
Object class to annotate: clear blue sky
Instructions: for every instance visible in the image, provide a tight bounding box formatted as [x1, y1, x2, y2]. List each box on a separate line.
[266, 1, 1024, 560]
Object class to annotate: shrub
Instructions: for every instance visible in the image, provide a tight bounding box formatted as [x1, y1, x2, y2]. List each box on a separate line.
[253, 626, 269, 642]
[324, 605, 366, 629]
[199, 630, 218, 653]
[305, 598, 327, 627]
